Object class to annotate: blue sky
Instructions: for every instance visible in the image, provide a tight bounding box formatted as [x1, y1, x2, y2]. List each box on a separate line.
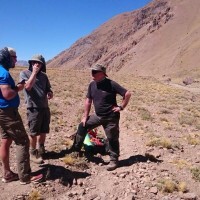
[0, 0, 151, 61]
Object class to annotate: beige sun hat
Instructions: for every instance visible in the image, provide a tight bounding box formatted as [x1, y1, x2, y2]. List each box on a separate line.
[90, 63, 108, 76]
[28, 54, 45, 65]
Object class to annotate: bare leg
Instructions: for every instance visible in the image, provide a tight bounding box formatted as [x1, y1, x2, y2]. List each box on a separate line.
[37, 133, 46, 146]
[29, 135, 37, 150]
[29, 135, 43, 164]
[37, 133, 46, 155]
[0, 138, 12, 173]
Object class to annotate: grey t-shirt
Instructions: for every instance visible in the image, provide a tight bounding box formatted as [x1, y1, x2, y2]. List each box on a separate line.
[20, 70, 52, 108]
[87, 78, 127, 117]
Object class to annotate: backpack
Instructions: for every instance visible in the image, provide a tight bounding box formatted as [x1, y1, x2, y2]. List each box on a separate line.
[83, 129, 109, 155]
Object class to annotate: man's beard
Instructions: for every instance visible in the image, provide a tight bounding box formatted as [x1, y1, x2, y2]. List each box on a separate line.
[11, 60, 15, 68]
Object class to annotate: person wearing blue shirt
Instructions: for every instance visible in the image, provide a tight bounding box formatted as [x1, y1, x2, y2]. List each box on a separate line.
[0, 47, 43, 184]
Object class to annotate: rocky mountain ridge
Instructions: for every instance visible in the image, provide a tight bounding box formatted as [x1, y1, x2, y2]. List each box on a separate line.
[16, 60, 28, 67]
[47, 0, 200, 79]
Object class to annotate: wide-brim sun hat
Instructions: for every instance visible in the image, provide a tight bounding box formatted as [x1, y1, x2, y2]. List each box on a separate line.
[28, 54, 45, 65]
[90, 63, 108, 76]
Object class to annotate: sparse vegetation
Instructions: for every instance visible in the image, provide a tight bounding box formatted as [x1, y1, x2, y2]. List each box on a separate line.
[186, 133, 200, 145]
[157, 178, 188, 193]
[138, 107, 153, 121]
[190, 167, 200, 182]
[159, 109, 173, 114]
[146, 136, 173, 149]
[61, 153, 89, 170]
[28, 189, 43, 200]
[178, 112, 196, 126]
[4, 67, 199, 199]
[61, 154, 77, 166]
[170, 159, 189, 169]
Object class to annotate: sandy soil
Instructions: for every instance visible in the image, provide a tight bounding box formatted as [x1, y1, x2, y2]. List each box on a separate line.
[0, 69, 200, 200]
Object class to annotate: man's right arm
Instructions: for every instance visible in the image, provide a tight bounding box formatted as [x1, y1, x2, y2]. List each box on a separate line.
[24, 72, 37, 91]
[0, 84, 18, 100]
[82, 98, 92, 126]
[23, 65, 40, 91]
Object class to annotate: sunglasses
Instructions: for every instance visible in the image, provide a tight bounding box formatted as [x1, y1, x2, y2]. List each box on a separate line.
[32, 61, 41, 65]
[92, 70, 101, 75]
[11, 56, 17, 58]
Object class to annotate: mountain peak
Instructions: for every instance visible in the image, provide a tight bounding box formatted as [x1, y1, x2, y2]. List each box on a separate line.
[47, 0, 200, 79]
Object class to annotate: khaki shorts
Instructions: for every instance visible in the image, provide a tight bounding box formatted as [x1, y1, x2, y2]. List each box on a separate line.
[0, 107, 31, 182]
[27, 107, 50, 136]
[0, 107, 28, 142]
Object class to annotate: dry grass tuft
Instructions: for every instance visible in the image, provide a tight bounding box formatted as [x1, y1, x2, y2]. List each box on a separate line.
[61, 155, 77, 165]
[170, 159, 189, 169]
[62, 138, 74, 149]
[178, 112, 197, 126]
[61, 153, 89, 170]
[185, 133, 200, 145]
[28, 189, 43, 200]
[147, 137, 172, 149]
[157, 178, 188, 193]
[190, 167, 200, 182]
[138, 107, 153, 121]
[178, 182, 188, 193]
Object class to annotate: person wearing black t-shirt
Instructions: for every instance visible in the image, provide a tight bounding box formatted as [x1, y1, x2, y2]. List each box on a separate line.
[70, 64, 131, 171]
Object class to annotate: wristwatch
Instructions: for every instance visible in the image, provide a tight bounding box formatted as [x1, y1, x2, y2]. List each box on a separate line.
[119, 106, 123, 111]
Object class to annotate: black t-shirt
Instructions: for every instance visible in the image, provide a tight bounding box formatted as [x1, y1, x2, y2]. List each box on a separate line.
[86, 78, 127, 117]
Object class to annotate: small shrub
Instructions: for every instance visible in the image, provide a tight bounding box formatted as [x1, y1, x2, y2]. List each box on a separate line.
[62, 138, 73, 149]
[178, 113, 195, 126]
[190, 167, 200, 181]
[158, 179, 177, 193]
[159, 109, 173, 114]
[28, 189, 43, 200]
[160, 117, 169, 122]
[147, 137, 172, 149]
[61, 154, 89, 170]
[186, 133, 200, 145]
[61, 155, 76, 165]
[195, 122, 200, 130]
[157, 179, 188, 193]
[171, 159, 189, 169]
[186, 135, 200, 145]
[138, 107, 153, 121]
[178, 182, 188, 193]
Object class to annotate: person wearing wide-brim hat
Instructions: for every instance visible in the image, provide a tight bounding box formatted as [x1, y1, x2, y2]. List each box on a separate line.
[28, 54, 46, 73]
[19, 54, 53, 164]
[68, 63, 131, 171]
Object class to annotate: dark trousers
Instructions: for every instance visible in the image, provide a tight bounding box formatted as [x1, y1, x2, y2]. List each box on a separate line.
[74, 113, 120, 161]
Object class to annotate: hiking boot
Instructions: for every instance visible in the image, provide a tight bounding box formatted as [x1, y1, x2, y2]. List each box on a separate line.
[30, 150, 44, 164]
[107, 160, 119, 171]
[20, 174, 43, 185]
[2, 171, 19, 183]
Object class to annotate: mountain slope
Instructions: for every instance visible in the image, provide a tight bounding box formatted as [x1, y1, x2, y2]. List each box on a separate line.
[47, 0, 200, 79]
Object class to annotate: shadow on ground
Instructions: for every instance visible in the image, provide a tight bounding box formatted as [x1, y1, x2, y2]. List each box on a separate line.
[119, 154, 162, 168]
[32, 164, 90, 187]
[42, 150, 66, 160]
[44, 149, 108, 165]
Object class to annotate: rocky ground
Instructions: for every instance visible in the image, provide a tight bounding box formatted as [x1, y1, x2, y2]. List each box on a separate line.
[0, 69, 199, 200]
